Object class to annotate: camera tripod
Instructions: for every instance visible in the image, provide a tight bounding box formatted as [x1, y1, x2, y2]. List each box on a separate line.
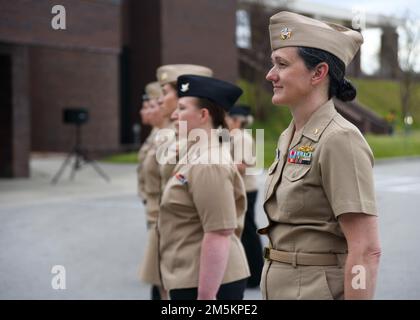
[51, 124, 110, 184]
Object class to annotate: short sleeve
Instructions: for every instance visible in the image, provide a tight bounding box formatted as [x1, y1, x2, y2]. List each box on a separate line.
[189, 164, 238, 232]
[319, 129, 377, 217]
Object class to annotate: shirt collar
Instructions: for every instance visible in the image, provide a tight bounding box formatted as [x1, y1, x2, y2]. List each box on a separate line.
[279, 99, 337, 154]
[301, 99, 337, 142]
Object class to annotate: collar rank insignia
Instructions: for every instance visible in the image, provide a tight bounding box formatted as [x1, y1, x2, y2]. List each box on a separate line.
[175, 172, 188, 185]
[288, 146, 313, 165]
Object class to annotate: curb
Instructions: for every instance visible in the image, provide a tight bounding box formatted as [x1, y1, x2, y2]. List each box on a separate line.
[375, 155, 420, 165]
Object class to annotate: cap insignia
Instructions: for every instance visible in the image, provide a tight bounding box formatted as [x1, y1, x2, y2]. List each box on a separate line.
[280, 27, 292, 40]
[181, 83, 190, 92]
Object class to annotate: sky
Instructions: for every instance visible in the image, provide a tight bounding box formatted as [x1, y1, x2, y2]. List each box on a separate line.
[304, 0, 420, 73]
[306, 0, 420, 17]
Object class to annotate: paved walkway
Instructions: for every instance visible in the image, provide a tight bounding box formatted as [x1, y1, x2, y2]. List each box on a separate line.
[0, 154, 419, 299]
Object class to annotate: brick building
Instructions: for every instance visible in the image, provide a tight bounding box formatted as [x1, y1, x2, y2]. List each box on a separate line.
[0, 0, 239, 177]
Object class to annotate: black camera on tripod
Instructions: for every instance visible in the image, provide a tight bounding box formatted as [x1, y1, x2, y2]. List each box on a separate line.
[63, 108, 89, 125]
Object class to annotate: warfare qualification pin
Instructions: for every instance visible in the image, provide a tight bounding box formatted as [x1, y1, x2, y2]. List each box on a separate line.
[280, 27, 292, 40]
[297, 145, 314, 153]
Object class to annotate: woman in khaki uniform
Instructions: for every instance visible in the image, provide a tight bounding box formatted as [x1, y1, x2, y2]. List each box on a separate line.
[138, 82, 169, 300]
[159, 75, 250, 300]
[156, 65, 213, 189]
[226, 105, 264, 288]
[260, 11, 381, 300]
[139, 66, 213, 299]
[137, 91, 154, 201]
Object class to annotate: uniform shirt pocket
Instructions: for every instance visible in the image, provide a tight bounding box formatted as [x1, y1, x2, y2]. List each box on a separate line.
[283, 164, 311, 182]
[276, 164, 311, 214]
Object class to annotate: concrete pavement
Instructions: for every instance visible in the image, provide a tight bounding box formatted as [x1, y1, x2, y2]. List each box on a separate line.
[0, 154, 419, 299]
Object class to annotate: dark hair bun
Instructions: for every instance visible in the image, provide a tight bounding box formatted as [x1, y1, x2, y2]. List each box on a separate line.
[336, 78, 356, 101]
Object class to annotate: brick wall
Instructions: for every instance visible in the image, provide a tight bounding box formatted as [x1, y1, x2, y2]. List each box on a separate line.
[30, 46, 120, 154]
[123, 0, 161, 143]
[0, 0, 122, 160]
[160, 0, 238, 82]
[126, 0, 239, 143]
[0, 0, 240, 163]
[0, 0, 121, 53]
[12, 45, 30, 176]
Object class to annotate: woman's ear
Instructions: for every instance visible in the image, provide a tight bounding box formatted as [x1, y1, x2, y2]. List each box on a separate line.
[200, 108, 210, 122]
[312, 62, 329, 85]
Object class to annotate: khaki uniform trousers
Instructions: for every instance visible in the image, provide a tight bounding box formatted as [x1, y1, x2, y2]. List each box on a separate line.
[261, 248, 347, 300]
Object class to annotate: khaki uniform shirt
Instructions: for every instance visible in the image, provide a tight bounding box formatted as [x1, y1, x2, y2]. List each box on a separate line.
[143, 130, 168, 225]
[159, 134, 250, 290]
[159, 136, 197, 192]
[230, 129, 258, 192]
[156, 122, 179, 192]
[260, 99, 377, 254]
[138, 130, 161, 285]
[137, 128, 157, 199]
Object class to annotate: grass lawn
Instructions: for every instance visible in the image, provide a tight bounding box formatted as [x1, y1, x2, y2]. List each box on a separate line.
[351, 78, 420, 130]
[366, 130, 420, 159]
[104, 152, 138, 164]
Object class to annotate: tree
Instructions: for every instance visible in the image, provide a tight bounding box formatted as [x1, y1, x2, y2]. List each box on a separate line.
[398, 12, 420, 134]
[238, 1, 277, 121]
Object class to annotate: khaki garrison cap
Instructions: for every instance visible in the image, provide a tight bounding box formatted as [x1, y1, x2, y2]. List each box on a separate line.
[269, 11, 363, 66]
[156, 64, 213, 86]
[145, 82, 162, 100]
